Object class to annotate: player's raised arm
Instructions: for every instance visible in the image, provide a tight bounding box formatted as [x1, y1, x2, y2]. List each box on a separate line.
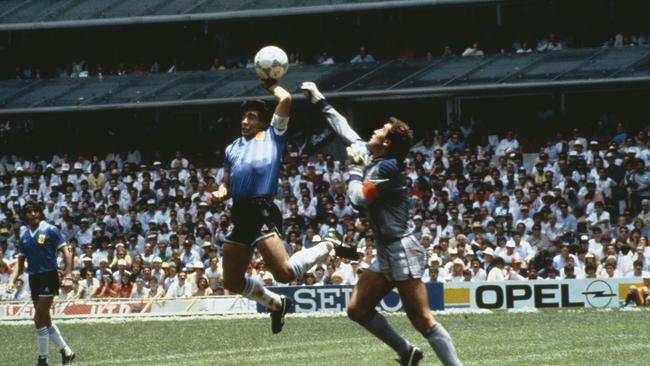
[262, 79, 292, 122]
[301, 81, 364, 145]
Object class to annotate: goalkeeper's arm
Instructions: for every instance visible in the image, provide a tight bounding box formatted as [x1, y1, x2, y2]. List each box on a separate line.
[301, 82, 363, 145]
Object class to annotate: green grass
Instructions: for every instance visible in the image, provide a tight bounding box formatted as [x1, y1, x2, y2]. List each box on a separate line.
[1, 309, 648, 365]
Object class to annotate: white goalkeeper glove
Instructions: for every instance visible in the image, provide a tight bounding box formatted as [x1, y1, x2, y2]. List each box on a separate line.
[300, 82, 325, 104]
[346, 141, 369, 166]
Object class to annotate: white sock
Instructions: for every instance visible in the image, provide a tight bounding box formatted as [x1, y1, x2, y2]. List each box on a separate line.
[242, 277, 282, 311]
[49, 324, 72, 356]
[36, 327, 49, 358]
[288, 241, 333, 278]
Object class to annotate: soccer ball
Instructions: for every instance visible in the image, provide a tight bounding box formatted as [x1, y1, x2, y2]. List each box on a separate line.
[254, 46, 289, 80]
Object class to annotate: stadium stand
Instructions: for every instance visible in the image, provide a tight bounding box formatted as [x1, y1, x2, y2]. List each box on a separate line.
[1, 111, 649, 303]
[0, 0, 508, 30]
[1, 46, 650, 113]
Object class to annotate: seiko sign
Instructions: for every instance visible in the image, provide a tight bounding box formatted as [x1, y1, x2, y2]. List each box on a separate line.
[258, 283, 444, 313]
[472, 280, 618, 309]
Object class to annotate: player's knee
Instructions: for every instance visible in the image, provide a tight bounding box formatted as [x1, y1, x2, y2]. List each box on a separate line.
[347, 305, 371, 324]
[271, 266, 295, 284]
[33, 313, 45, 328]
[408, 313, 434, 335]
[414, 320, 432, 336]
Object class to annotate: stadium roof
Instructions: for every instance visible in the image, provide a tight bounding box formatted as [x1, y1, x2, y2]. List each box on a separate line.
[1, 46, 650, 115]
[0, 0, 518, 31]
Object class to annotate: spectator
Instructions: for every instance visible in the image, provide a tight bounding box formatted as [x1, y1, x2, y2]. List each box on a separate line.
[93, 274, 118, 298]
[537, 33, 563, 52]
[146, 277, 165, 298]
[165, 271, 192, 298]
[10, 278, 30, 301]
[495, 131, 519, 157]
[516, 41, 533, 54]
[350, 46, 375, 63]
[317, 52, 335, 65]
[193, 276, 213, 296]
[77, 270, 99, 299]
[487, 257, 506, 281]
[117, 275, 133, 298]
[462, 42, 484, 57]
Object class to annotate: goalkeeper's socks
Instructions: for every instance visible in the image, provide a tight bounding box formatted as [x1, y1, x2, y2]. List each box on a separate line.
[362, 312, 412, 360]
[425, 323, 462, 366]
[242, 277, 282, 311]
[288, 241, 333, 278]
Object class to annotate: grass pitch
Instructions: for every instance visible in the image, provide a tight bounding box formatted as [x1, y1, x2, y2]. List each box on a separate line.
[1, 309, 648, 366]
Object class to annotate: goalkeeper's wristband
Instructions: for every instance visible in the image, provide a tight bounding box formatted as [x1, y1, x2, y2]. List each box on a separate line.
[317, 99, 329, 111]
[348, 166, 364, 181]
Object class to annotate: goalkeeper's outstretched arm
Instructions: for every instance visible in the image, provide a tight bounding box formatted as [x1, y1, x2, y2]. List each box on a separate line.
[301, 81, 363, 145]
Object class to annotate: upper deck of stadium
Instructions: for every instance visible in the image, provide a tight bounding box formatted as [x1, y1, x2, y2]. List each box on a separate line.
[0, 45, 649, 114]
[0, 0, 524, 30]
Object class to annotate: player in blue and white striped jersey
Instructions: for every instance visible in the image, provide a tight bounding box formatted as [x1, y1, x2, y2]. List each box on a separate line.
[209, 79, 351, 334]
[7, 203, 76, 366]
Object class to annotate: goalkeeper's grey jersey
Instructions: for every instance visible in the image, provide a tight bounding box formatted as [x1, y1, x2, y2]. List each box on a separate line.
[320, 100, 413, 243]
[356, 157, 414, 243]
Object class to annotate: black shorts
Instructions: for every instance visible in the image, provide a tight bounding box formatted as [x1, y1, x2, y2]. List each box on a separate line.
[29, 270, 60, 305]
[225, 197, 282, 247]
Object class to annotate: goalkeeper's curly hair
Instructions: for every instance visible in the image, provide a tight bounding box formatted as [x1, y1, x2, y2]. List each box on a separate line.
[385, 117, 414, 162]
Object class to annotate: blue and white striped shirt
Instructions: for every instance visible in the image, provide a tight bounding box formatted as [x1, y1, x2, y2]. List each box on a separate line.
[225, 115, 288, 201]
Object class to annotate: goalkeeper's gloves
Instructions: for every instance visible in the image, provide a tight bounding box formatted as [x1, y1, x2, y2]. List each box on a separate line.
[346, 141, 369, 166]
[300, 81, 325, 104]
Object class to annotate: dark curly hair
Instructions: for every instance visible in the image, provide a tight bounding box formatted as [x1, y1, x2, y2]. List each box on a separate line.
[385, 116, 414, 161]
[240, 99, 271, 125]
[21, 202, 44, 222]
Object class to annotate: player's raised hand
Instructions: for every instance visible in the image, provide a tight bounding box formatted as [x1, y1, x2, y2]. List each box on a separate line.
[300, 82, 325, 104]
[260, 78, 278, 91]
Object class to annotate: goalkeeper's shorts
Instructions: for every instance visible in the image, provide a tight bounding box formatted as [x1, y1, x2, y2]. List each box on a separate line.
[368, 235, 425, 282]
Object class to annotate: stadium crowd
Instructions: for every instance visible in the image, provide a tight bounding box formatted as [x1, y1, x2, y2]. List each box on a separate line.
[0, 119, 649, 305]
[11, 29, 650, 81]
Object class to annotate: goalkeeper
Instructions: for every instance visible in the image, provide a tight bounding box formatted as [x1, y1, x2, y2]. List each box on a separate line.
[301, 82, 462, 366]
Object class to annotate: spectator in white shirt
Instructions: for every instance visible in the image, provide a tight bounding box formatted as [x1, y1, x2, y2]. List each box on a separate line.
[586, 201, 610, 234]
[599, 261, 621, 279]
[165, 271, 192, 298]
[487, 257, 506, 281]
[495, 131, 519, 157]
[445, 259, 465, 282]
[469, 258, 486, 281]
[130, 278, 149, 299]
[462, 42, 484, 57]
[552, 244, 578, 272]
[77, 270, 99, 299]
[516, 41, 533, 53]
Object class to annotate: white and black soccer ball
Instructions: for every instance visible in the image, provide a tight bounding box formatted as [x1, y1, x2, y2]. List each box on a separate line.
[254, 46, 289, 80]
